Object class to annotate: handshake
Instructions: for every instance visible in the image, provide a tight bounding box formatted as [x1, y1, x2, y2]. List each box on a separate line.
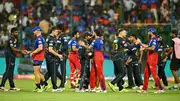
[21, 50, 34, 57]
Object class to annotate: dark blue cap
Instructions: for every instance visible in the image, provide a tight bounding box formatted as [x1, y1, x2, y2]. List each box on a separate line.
[148, 28, 156, 34]
[32, 26, 41, 32]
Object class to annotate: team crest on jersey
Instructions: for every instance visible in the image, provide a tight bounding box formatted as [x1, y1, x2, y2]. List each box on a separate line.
[122, 41, 125, 44]
[38, 38, 41, 40]
[10, 40, 12, 43]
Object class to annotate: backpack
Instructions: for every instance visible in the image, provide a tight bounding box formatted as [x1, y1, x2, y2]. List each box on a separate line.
[172, 38, 180, 59]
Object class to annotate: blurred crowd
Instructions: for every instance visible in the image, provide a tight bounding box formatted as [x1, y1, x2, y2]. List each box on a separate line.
[0, 0, 180, 53]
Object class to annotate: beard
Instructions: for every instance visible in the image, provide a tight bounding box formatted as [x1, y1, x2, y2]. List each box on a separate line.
[14, 34, 18, 39]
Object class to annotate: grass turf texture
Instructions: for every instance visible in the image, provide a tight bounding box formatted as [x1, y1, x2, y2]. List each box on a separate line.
[0, 79, 179, 101]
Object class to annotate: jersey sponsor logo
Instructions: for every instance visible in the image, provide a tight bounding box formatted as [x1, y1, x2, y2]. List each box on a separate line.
[49, 43, 53, 46]
[72, 43, 77, 46]
[38, 41, 42, 44]
[122, 40, 125, 44]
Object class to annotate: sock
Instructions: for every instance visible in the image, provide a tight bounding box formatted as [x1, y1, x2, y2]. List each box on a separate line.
[43, 81, 48, 86]
[36, 83, 41, 89]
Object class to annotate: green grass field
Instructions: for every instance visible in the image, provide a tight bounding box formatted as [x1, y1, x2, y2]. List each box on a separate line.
[0, 79, 180, 101]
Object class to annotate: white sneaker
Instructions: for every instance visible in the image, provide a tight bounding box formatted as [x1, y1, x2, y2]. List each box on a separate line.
[52, 88, 62, 92]
[90, 88, 96, 92]
[136, 90, 148, 93]
[132, 86, 139, 90]
[10, 88, 21, 91]
[0, 87, 8, 91]
[151, 85, 157, 89]
[96, 90, 107, 93]
[154, 90, 165, 94]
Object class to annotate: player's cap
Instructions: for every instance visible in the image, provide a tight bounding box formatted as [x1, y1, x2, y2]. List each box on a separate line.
[32, 26, 41, 32]
[148, 28, 156, 34]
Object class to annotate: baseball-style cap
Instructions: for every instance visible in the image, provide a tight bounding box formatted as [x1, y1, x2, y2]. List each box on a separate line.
[148, 28, 156, 34]
[32, 26, 41, 32]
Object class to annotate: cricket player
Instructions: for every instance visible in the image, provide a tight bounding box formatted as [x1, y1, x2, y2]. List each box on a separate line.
[168, 29, 180, 90]
[152, 35, 168, 89]
[137, 28, 164, 93]
[108, 29, 129, 92]
[30, 26, 48, 92]
[0, 27, 27, 91]
[78, 31, 93, 92]
[68, 31, 81, 88]
[126, 34, 143, 89]
[80, 29, 106, 93]
[56, 24, 69, 89]
[44, 26, 63, 92]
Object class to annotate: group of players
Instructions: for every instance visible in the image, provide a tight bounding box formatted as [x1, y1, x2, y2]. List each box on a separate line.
[0, 25, 180, 93]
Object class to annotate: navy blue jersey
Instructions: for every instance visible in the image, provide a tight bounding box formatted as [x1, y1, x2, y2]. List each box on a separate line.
[5, 36, 17, 57]
[68, 38, 79, 52]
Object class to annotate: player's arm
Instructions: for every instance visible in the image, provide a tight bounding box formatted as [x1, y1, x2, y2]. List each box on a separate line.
[10, 40, 27, 54]
[145, 46, 156, 51]
[79, 41, 93, 49]
[31, 44, 43, 55]
[49, 46, 62, 58]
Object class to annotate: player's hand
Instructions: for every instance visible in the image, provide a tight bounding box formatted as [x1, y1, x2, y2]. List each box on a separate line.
[21, 50, 28, 54]
[79, 41, 85, 46]
[136, 38, 142, 45]
[30, 53, 33, 57]
[140, 47, 145, 51]
[141, 44, 148, 48]
[58, 54, 63, 59]
[125, 57, 132, 65]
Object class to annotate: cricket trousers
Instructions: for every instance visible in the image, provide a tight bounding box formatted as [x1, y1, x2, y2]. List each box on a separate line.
[157, 62, 168, 86]
[127, 62, 143, 87]
[79, 58, 90, 90]
[68, 53, 81, 87]
[143, 52, 163, 90]
[0, 54, 15, 88]
[44, 57, 62, 83]
[90, 51, 106, 91]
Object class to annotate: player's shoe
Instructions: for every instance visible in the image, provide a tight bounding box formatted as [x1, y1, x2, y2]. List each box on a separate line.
[32, 88, 43, 92]
[119, 89, 129, 92]
[168, 86, 179, 90]
[75, 88, 85, 93]
[52, 88, 63, 92]
[164, 86, 169, 90]
[90, 88, 96, 92]
[43, 85, 51, 91]
[108, 82, 116, 92]
[0, 87, 8, 91]
[96, 90, 107, 93]
[136, 90, 148, 93]
[132, 86, 139, 90]
[151, 85, 157, 89]
[10, 87, 20, 91]
[154, 90, 165, 94]
[59, 87, 65, 91]
[122, 81, 128, 88]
